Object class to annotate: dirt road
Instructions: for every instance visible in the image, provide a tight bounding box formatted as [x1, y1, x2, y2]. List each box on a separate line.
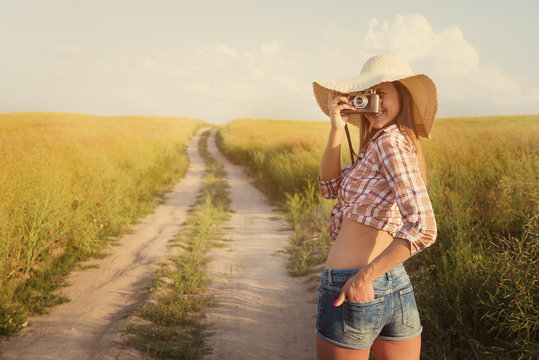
[203, 129, 316, 360]
[0, 128, 209, 360]
[0, 127, 316, 360]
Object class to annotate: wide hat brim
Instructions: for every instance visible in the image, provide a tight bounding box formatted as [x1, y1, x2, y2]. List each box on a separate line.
[313, 58, 438, 138]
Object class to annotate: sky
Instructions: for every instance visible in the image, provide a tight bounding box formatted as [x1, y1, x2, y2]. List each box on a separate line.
[1, 0, 538, 124]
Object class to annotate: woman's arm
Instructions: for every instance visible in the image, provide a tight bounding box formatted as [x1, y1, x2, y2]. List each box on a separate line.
[333, 237, 410, 306]
[319, 127, 344, 180]
[319, 92, 356, 181]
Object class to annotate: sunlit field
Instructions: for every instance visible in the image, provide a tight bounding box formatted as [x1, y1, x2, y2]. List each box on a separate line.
[0, 112, 206, 335]
[218, 115, 538, 360]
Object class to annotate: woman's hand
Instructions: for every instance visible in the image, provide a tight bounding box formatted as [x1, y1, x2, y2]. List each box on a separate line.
[333, 272, 375, 307]
[328, 91, 356, 130]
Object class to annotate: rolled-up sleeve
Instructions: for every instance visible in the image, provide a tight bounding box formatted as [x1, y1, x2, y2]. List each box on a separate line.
[317, 164, 352, 200]
[373, 134, 437, 256]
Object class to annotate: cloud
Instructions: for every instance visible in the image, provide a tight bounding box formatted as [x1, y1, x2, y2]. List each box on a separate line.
[104, 87, 166, 115]
[52, 45, 112, 73]
[41, 14, 537, 122]
[361, 14, 479, 75]
[115, 42, 294, 121]
[54, 45, 85, 62]
[321, 14, 480, 74]
[261, 40, 283, 56]
[321, 14, 538, 116]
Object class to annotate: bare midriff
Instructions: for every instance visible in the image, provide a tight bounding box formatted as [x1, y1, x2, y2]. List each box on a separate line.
[324, 217, 394, 269]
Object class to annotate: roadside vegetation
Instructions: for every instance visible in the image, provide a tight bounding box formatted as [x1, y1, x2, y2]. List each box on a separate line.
[0, 112, 205, 336]
[218, 116, 539, 360]
[123, 129, 230, 359]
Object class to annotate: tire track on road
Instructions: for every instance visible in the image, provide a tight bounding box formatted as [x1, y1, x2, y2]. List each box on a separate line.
[204, 129, 316, 360]
[0, 127, 210, 360]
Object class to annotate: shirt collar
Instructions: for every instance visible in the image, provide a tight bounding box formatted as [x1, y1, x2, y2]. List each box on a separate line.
[371, 123, 398, 141]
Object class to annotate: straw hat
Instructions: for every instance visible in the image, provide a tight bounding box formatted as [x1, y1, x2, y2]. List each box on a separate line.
[313, 54, 438, 138]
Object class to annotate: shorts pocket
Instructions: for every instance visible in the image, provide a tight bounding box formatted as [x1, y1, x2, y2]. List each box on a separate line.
[320, 284, 343, 294]
[317, 285, 340, 318]
[399, 284, 421, 328]
[343, 297, 384, 338]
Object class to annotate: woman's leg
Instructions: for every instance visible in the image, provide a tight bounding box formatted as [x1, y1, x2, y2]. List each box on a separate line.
[316, 336, 371, 360]
[371, 334, 421, 360]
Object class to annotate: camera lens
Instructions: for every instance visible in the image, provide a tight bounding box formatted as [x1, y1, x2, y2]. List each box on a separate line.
[352, 95, 369, 109]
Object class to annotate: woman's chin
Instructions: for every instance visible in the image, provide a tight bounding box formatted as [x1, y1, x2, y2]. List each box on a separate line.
[370, 118, 396, 130]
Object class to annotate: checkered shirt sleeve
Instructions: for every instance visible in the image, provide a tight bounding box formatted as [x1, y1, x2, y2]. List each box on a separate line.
[373, 133, 437, 255]
[317, 163, 353, 200]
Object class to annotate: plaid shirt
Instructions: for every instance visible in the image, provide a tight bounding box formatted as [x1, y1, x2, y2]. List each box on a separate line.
[318, 124, 437, 256]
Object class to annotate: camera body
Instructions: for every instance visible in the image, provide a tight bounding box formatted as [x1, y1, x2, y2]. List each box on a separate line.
[341, 89, 381, 115]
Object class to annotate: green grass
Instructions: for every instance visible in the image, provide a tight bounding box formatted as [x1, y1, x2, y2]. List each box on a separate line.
[122, 129, 231, 359]
[218, 115, 539, 359]
[0, 112, 206, 336]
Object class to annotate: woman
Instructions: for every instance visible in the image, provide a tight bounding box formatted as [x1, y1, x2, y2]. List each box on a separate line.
[312, 55, 438, 360]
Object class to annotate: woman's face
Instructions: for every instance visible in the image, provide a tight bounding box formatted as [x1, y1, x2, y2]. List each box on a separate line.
[365, 81, 400, 130]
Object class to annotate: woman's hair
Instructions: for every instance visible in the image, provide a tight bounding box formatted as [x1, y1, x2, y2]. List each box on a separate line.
[358, 81, 427, 182]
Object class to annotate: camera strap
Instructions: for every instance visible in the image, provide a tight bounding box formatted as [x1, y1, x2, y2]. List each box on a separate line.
[344, 124, 357, 165]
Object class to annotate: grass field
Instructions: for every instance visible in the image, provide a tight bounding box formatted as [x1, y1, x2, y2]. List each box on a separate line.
[0, 112, 206, 336]
[218, 115, 538, 360]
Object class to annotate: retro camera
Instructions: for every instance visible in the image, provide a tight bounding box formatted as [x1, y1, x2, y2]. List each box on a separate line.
[340, 89, 381, 115]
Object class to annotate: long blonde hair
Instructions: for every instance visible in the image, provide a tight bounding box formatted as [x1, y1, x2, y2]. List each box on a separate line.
[358, 81, 427, 182]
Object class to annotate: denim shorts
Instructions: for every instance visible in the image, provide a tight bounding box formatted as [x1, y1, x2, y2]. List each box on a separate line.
[315, 264, 422, 350]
